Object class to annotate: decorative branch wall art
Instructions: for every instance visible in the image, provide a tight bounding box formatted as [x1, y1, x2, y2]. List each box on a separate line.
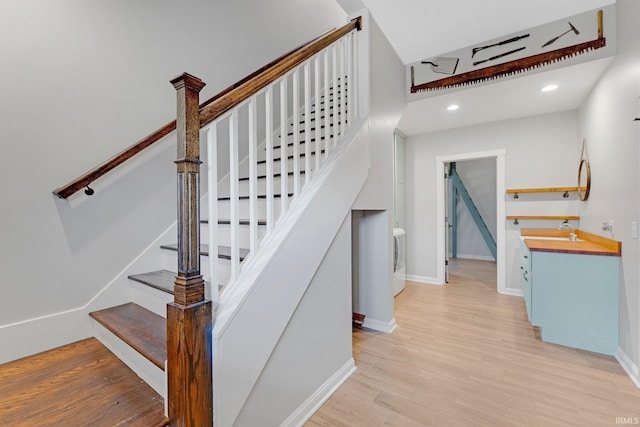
[409, 6, 614, 95]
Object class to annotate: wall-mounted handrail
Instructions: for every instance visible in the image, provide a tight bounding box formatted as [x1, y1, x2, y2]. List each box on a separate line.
[51, 17, 361, 200]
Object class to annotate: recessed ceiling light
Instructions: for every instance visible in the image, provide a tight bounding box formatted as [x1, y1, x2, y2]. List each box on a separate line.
[541, 84, 558, 92]
[447, 104, 459, 111]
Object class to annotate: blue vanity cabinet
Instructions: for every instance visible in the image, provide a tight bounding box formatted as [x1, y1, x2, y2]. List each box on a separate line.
[527, 248, 619, 355]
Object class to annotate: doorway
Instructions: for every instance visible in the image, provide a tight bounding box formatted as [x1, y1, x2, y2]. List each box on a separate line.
[436, 150, 506, 293]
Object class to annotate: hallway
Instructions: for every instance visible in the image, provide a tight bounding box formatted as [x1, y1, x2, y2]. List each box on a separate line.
[307, 259, 640, 426]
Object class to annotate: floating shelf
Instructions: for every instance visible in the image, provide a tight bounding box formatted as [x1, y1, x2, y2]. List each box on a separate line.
[506, 187, 578, 194]
[507, 215, 580, 225]
[507, 187, 579, 199]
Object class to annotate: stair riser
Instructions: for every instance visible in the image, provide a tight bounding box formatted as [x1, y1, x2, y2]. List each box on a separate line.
[131, 281, 173, 318]
[238, 174, 312, 197]
[91, 320, 166, 399]
[255, 154, 319, 176]
[201, 222, 267, 248]
[216, 197, 288, 220]
[162, 251, 232, 286]
[275, 132, 334, 150]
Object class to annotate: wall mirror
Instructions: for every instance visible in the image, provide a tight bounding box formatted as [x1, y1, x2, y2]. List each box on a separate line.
[578, 159, 591, 201]
[578, 139, 591, 201]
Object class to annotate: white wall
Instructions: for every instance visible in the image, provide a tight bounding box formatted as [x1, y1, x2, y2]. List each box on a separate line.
[453, 158, 497, 260]
[405, 111, 579, 288]
[233, 215, 353, 426]
[0, 0, 346, 359]
[577, 0, 640, 382]
[352, 15, 406, 329]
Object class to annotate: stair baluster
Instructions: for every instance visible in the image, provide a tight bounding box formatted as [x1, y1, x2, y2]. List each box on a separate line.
[248, 98, 259, 252]
[206, 125, 219, 301]
[323, 49, 331, 159]
[279, 78, 289, 217]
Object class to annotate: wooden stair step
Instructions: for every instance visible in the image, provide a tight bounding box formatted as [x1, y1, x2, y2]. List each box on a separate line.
[0, 338, 167, 426]
[202, 218, 268, 226]
[160, 243, 250, 261]
[284, 123, 338, 137]
[128, 270, 222, 294]
[217, 193, 293, 201]
[238, 171, 305, 182]
[89, 303, 166, 370]
[257, 150, 325, 164]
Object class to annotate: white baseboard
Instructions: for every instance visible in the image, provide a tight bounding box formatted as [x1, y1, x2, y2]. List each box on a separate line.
[362, 317, 397, 333]
[406, 274, 442, 285]
[455, 254, 495, 261]
[616, 347, 640, 389]
[499, 288, 523, 297]
[0, 308, 92, 364]
[280, 358, 356, 427]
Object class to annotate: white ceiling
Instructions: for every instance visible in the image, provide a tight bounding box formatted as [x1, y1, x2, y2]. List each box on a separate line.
[398, 57, 613, 135]
[361, 0, 616, 65]
[358, 0, 617, 136]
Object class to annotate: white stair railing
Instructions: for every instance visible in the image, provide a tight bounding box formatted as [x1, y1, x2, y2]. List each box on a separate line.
[202, 21, 361, 300]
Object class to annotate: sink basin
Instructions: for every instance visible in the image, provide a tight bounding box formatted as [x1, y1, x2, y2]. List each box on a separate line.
[520, 236, 583, 242]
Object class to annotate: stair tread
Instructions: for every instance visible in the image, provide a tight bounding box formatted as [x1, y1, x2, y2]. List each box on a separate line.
[89, 303, 166, 371]
[217, 193, 293, 201]
[129, 270, 222, 295]
[202, 219, 267, 226]
[257, 150, 325, 164]
[238, 171, 305, 181]
[160, 243, 250, 261]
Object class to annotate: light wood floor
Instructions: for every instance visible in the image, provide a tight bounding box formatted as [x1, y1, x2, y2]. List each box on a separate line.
[307, 258, 640, 426]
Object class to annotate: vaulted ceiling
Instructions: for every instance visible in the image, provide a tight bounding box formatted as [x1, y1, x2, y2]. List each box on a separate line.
[357, 0, 617, 135]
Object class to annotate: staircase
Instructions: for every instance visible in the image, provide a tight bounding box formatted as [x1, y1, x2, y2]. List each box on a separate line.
[449, 163, 497, 259]
[87, 99, 333, 393]
[75, 18, 368, 426]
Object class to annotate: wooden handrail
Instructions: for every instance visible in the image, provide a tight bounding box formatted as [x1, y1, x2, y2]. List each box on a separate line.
[199, 16, 361, 127]
[52, 17, 361, 199]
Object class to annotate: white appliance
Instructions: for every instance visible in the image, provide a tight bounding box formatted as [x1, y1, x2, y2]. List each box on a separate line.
[393, 228, 406, 296]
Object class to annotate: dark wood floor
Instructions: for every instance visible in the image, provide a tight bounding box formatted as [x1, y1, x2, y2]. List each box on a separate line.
[0, 338, 167, 426]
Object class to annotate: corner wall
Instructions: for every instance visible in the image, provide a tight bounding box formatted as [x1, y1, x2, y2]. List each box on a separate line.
[352, 14, 406, 329]
[576, 0, 640, 383]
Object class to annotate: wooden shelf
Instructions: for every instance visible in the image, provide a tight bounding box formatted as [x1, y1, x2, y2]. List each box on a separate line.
[507, 187, 579, 200]
[506, 187, 578, 194]
[507, 215, 580, 220]
[507, 215, 580, 223]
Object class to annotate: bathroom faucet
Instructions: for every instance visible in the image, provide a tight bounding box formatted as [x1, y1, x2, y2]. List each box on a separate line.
[558, 221, 577, 241]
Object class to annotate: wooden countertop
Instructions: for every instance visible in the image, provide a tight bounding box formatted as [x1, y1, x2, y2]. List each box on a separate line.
[521, 229, 621, 257]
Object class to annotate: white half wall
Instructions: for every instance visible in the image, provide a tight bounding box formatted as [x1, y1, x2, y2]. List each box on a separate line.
[232, 215, 354, 426]
[405, 111, 580, 293]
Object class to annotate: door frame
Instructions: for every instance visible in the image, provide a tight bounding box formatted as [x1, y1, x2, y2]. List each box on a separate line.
[435, 149, 506, 293]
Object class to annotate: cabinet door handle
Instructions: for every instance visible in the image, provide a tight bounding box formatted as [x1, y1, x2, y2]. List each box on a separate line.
[523, 271, 528, 282]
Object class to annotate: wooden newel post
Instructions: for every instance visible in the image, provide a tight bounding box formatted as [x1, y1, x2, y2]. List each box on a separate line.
[168, 72, 213, 427]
